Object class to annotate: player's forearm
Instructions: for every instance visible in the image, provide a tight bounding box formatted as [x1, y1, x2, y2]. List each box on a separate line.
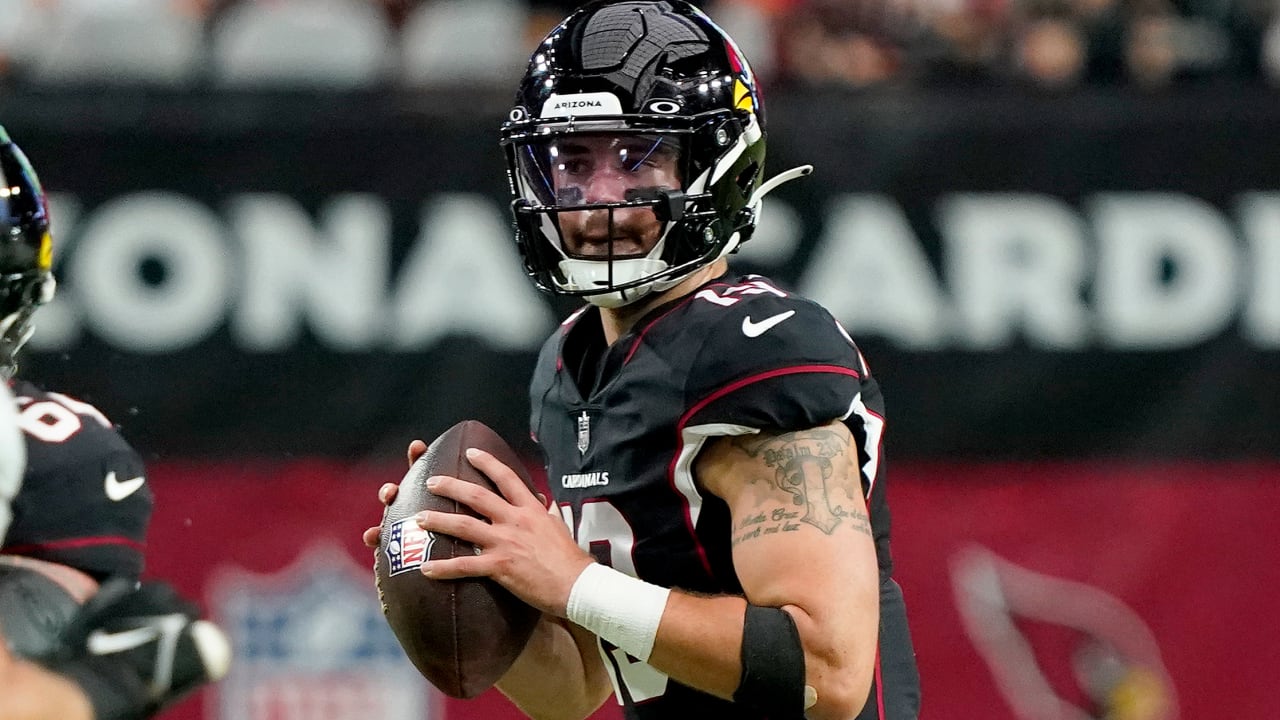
[644, 591, 745, 700]
[642, 590, 873, 720]
[496, 615, 612, 720]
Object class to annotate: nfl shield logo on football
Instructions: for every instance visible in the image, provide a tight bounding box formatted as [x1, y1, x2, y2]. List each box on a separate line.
[577, 410, 591, 455]
[385, 517, 436, 575]
[208, 543, 436, 720]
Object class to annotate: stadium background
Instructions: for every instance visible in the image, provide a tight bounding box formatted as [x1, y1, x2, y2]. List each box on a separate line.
[4, 0, 1279, 718]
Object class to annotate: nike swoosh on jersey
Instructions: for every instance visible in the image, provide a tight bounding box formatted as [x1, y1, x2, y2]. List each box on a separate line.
[87, 625, 159, 655]
[105, 471, 146, 501]
[741, 310, 796, 338]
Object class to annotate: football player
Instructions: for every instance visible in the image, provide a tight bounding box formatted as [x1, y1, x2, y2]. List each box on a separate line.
[365, 2, 921, 718]
[0, 128, 230, 719]
[0, 126, 153, 655]
[1, 379, 92, 720]
[1, 383, 231, 720]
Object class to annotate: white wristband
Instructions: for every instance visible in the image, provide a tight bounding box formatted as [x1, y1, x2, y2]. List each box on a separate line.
[565, 563, 670, 662]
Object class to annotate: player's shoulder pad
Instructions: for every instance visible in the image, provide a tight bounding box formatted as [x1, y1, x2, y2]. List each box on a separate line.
[679, 276, 865, 431]
[683, 275, 863, 387]
[10, 381, 135, 456]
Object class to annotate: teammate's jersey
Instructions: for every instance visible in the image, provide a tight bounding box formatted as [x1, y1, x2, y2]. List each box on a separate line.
[530, 273, 920, 719]
[2, 379, 152, 579]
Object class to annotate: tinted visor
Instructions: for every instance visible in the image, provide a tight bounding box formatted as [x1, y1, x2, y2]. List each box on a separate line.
[512, 132, 685, 209]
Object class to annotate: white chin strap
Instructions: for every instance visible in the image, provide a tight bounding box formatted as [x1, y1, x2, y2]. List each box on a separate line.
[559, 257, 670, 308]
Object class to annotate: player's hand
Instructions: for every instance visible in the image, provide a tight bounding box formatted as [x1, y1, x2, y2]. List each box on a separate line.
[362, 439, 429, 548]
[41, 578, 231, 720]
[414, 448, 592, 618]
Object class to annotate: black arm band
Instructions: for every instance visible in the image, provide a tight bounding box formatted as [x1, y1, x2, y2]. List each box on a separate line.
[733, 604, 807, 718]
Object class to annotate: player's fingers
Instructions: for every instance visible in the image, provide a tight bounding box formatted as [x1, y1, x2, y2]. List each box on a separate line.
[378, 483, 399, 506]
[426, 475, 512, 521]
[406, 439, 428, 468]
[465, 448, 539, 508]
[362, 525, 381, 548]
[415, 511, 496, 547]
[420, 556, 486, 580]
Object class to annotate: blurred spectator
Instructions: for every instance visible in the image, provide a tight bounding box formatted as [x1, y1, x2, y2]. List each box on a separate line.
[777, 0, 910, 87]
[0, 0, 1276, 90]
[204, 0, 425, 28]
[1124, 4, 1180, 87]
[913, 0, 1012, 86]
[1016, 14, 1087, 88]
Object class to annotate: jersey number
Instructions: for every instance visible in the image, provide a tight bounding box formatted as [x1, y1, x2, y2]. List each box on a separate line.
[15, 392, 111, 443]
[694, 278, 786, 307]
[559, 500, 671, 703]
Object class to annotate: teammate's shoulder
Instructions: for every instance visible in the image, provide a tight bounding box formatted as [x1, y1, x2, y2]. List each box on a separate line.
[11, 381, 114, 421]
[10, 380, 131, 451]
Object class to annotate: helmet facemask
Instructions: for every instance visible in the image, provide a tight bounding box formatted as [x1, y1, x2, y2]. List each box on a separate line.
[0, 270, 54, 379]
[505, 112, 763, 308]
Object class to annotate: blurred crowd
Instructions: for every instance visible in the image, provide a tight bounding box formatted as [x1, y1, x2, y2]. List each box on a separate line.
[766, 0, 1277, 89]
[0, 0, 1276, 90]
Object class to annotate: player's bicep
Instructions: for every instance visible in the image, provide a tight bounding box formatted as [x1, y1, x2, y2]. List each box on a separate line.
[698, 421, 874, 560]
[696, 422, 879, 687]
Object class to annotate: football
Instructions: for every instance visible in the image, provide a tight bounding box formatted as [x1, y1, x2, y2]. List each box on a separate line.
[374, 420, 541, 699]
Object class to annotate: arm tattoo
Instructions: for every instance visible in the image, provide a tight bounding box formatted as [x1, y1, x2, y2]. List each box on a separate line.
[729, 427, 872, 545]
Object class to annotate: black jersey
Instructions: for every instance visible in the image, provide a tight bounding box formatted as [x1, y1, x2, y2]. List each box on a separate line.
[3, 380, 152, 580]
[530, 273, 920, 719]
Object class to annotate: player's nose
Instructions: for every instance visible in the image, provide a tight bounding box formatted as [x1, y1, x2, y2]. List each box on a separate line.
[580, 168, 629, 204]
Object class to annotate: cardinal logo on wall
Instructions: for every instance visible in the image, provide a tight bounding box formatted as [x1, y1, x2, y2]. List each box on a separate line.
[950, 545, 1178, 720]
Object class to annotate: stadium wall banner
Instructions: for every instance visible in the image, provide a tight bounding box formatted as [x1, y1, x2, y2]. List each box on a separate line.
[6, 86, 1279, 459]
[144, 460, 1277, 720]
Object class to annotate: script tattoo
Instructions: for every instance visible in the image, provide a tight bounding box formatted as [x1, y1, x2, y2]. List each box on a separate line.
[729, 427, 871, 545]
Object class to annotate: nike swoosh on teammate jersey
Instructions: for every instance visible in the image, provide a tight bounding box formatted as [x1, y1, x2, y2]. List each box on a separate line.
[104, 471, 146, 501]
[741, 310, 796, 338]
[87, 625, 159, 655]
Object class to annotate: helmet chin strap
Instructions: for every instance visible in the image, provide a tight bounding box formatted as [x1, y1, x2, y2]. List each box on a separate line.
[559, 257, 670, 308]
[712, 164, 815, 262]
[754, 164, 815, 203]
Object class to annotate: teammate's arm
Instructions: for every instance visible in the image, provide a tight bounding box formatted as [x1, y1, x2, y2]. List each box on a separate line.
[0, 644, 95, 720]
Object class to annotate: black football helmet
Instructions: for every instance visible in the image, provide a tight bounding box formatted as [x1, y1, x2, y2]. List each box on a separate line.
[0, 126, 55, 379]
[500, 0, 810, 308]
